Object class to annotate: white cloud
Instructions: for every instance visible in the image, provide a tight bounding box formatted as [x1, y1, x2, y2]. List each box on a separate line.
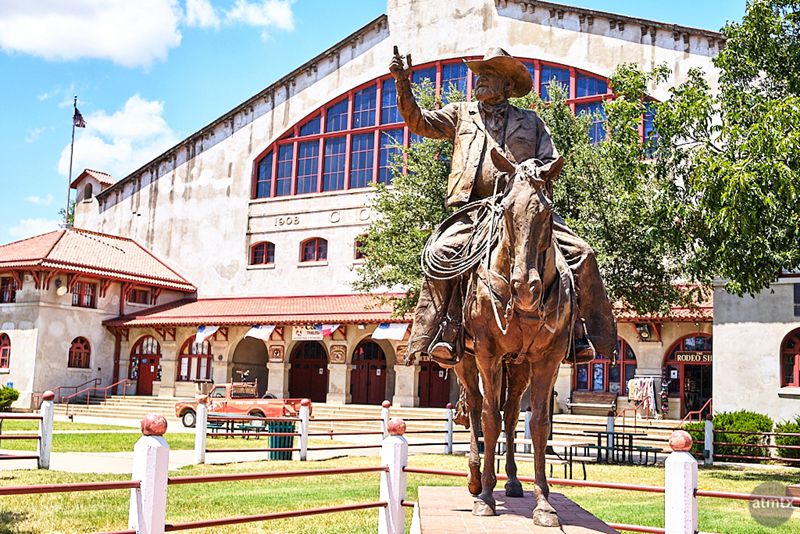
[9, 218, 62, 240]
[57, 95, 180, 181]
[185, 0, 220, 29]
[0, 1, 183, 68]
[25, 194, 54, 206]
[25, 127, 47, 143]
[226, 0, 294, 36]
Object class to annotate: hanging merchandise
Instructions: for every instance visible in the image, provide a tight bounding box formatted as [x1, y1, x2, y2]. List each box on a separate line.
[625, 376, 657, 419]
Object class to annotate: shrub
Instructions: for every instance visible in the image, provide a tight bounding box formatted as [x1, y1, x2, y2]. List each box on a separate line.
[712, 410, 774, 462]
[0, 385, 19, 411]
[775, 416, 800, 460]
[683, 421, 705, 455]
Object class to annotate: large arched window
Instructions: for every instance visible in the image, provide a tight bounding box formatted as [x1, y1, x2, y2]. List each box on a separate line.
[177, 338, 213, 382]
[781, 329, 800, 387]
[0, 333, 9, 369]
[129, 335, 161, 379]
[68, 337, 91, 368]
[575, 337, 637, 395]
[251, 57, 618, 199]
[250, 242, 275, 265]
[300, 238, 327, 262]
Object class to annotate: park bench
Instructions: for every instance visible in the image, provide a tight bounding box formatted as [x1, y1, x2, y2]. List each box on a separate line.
[634, 445, 662, 466]
[565, 391, 617, 416]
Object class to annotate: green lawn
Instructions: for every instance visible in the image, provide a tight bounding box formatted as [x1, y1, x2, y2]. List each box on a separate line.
[0, 454, 798, 533]
[0, 420, 132, 432]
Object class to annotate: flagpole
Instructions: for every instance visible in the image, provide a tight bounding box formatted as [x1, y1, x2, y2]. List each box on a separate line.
[65, 95, 77, 227]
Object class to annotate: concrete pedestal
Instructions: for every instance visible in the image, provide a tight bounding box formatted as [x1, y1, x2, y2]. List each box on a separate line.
[392, 365, 420, 407]
[266, 362, 290, 398]
[327, 363, 351, 404]
[416, 486, 618, 533]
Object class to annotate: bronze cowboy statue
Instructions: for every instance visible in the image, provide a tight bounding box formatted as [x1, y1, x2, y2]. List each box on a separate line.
[389, 48, 618, 527]
[390, 47, 617, 366]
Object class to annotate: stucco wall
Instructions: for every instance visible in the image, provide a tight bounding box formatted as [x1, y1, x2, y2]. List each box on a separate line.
[714, 280, 800, 422]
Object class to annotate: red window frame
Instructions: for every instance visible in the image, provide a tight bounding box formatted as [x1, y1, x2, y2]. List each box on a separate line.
[574, 337, 637, 395]
[354, 234, 367, 260]
[71, 281, 97, 309]
[250, 242, 275, 265]
[127, 288, 150, 305]
[0, 277, 17, 303]
[176, 338, 213, 382]
[781, 329, 800, 387]
[250, 56, 626, 200]
[128, 336, 161, 379]
[0, 333, 9, 369]
[300, 237, 327, 263]
[68, 337, 91, 369]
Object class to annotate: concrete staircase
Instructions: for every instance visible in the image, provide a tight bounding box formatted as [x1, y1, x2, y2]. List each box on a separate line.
[53, 395, 188, 422]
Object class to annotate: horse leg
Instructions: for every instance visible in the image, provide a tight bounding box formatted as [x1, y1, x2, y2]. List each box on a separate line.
[453, 355, 483, 496]
[528, 360, 562, 527]
[473, 357, 502, 516]
[503, 360, 530, 498]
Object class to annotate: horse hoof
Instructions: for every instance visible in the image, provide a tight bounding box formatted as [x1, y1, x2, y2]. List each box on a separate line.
[532, 507, 561, 527]
[472, 499, 496, 516]
[467, 479, 482, 497]
[505, 480, 524, 498]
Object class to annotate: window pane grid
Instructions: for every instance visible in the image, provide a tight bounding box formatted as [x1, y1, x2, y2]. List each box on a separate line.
[299, 115, 320, 136]
[381, 79, 400, 124]
[323, 137, 347, 191]
[275, 145, 293, 197]
[326, 99, 349, 132]
[441, 63, 467, 103]
[301, 238, 327, 262]
[0, 277, 17, 303]
[379, 129, 403, 184]
[0, 334, 9, 369]
[540, 65, 570, 100]
[296, 141, 319, 194]
[349, 133, 374, 188]
[352, 86, 376, 129]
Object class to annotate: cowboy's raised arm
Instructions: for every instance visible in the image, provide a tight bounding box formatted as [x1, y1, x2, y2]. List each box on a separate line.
[390, 49, 457, 140]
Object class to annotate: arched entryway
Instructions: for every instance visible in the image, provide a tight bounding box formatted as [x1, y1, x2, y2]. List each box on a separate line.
[664, 334, 713, 418]
[130, 336, 161, 396]
[419, 358, 452, 408]
[351, 341, 387, 405]
[289, 342, 328, 402]
[231, 337, 268, 396]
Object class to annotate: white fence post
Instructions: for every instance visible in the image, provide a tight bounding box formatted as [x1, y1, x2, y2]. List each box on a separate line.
[704, 415, 714, 466]
[606, 411, 615, 462]
[444, 403, 454, 454]
[378, 418, 408, 534]
[381, 400, 391, 438]
[129, 414, 170, 534]
[524, 408, 532, 454]
[665, 430, 698, 534]
[194, 395, 208, 465]
[37, 390, 54, 470]
[299, 398, 310, 461]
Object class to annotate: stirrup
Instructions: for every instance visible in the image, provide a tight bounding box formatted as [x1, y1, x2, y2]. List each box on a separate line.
[428, 341, 459, 369]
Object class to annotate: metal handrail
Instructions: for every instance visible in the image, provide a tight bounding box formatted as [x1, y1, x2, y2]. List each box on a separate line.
[63, 378, 132, 417]
[53, 378, 102, 403]
[677, 397, 712, 427]
[616, 407, 639, 433]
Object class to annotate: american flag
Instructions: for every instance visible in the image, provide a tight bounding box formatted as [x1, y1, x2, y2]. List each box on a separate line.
[73, 108, 86, 128]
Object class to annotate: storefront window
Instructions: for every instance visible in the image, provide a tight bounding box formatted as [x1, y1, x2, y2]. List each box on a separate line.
[575, 338, 636, 394]
[665, 333, 713, 416]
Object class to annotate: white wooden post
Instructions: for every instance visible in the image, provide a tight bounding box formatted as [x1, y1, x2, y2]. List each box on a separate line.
[129, 415, 170, 534]
[37, 390, 54, 470]
[704, 415, 714, 466]
[194, 395, 208, 465]
[381, 400, 391, 438]
[606, 411, 615, 462]
[524, 409, 532, 454]
[665, 430, 698, 534]
[444, 403, 454, 454]
[378, 418, 408, 534]
[299, 398, 310, 461]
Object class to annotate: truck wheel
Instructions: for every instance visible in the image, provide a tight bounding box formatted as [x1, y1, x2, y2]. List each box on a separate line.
[182, 409, 197, 428]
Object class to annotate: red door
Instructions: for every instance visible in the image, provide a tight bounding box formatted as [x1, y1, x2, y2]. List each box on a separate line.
[137, 355, 160, 396]
[289, 342, 328, 402]
[419, 359, 452, 407]
[130, 336, 161, 397]
[351, 341, 387, 405]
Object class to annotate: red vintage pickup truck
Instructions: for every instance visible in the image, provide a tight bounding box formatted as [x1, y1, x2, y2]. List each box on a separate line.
[175, 383, 309, 427]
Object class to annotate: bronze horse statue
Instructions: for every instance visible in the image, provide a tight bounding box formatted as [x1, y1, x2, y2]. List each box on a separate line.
[453, 148, 574, 527]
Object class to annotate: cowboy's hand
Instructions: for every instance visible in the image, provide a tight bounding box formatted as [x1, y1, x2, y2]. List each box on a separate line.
[390, 46, 413, 81]
[517, 160, 545, 186]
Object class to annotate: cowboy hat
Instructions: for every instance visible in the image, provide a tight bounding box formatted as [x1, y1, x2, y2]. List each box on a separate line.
[464, 47, 533, 98]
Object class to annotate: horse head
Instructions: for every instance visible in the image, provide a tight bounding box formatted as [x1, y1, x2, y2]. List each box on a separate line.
[492, 148, 558, 316]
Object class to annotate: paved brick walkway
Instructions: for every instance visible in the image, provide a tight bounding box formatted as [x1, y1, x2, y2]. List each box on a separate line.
[417, 486, 618, 533]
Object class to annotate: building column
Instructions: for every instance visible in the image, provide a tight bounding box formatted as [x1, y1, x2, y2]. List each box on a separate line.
[266, 362, 290, 398]
[553, 363, 573, 414]
[157, 341, 178, 398]
[392, 364, 420, 407]
[327, 363, 351, 404]
[210, 340, 230, 385]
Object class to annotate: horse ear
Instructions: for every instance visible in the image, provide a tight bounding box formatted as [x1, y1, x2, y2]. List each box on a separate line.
[490, 147, 517, 175]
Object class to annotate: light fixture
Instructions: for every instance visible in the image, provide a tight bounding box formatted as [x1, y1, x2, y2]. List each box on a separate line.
[636, 323, 651, 341]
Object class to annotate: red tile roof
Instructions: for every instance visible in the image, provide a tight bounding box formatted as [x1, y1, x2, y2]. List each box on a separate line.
[614, 304, 713, 323]
[105, 294, 407, 327]
[70, 169, 114, 188]
[0, 228, 195, 292]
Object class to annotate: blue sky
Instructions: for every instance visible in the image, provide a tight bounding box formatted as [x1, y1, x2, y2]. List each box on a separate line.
[0, 1, 745, 242]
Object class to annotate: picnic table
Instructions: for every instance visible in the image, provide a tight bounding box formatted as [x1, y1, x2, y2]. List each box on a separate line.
[207, 413, 267, 438]
[486, 436, 596, 480]
[581, 430, 648, 464]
